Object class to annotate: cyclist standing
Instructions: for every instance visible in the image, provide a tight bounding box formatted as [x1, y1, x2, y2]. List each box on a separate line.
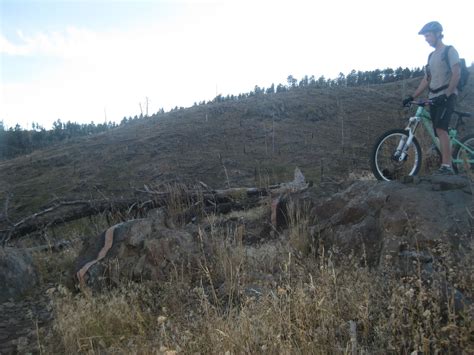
[403, 21, 461, 175]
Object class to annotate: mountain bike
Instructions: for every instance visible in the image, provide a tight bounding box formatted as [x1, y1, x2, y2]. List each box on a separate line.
[370, 100, 473, 181]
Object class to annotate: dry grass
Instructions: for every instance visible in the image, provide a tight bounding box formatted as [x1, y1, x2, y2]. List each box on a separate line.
[286, 197, 314, 258]
[46, 250, 473, 353]
[36, 198, 473, 354]
[51, 283, 160, 353]
[163, 183, 202, 227]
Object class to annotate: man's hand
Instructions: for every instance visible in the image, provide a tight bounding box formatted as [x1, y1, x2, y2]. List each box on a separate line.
[402, 96, 414, 107]
[431, 94, 447, 106]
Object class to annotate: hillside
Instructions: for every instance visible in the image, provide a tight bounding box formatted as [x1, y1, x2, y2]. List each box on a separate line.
[0, 76, 473, 353]
[2, 76, 473, 222]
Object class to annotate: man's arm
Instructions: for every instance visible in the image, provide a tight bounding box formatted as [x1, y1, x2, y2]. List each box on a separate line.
[413, 76, 430, 98]
[402, 75, 430, 106]
[446, 63, 461, 97]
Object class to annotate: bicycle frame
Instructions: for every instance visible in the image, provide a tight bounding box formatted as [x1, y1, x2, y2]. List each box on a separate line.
[394, 105, 431, 162]
[450, 132, 473, 166]
[401, 104, 474, 166]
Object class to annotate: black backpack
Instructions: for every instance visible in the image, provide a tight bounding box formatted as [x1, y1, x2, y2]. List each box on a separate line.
[428, 45, 470, 93]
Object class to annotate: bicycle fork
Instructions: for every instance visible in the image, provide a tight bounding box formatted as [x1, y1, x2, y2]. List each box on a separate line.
[393, 118, 419, 162]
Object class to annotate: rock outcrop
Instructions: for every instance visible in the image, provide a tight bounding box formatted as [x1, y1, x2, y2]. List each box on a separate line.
[310, 175, 473, 269]
[0, 247, 38, 302]
[74, 213, 198, 290]
[73, 174, 473, 314]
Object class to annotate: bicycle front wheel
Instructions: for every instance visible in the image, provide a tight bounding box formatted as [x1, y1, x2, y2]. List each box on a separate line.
[371, 129, 422, 181]
[452, 134, 474, 175]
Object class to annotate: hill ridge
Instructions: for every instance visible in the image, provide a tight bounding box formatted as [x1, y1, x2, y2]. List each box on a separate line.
[1, 77, 473, 220]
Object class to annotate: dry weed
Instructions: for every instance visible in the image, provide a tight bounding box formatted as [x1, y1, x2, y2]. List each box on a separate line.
[163, 182, 203, 227]
[50, 283, 163, 353]
[43, 206, 473, 354]
[286, 197, 313, 258]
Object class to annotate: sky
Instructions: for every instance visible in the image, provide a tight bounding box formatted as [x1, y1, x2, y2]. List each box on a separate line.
[1, 0, 473, 130]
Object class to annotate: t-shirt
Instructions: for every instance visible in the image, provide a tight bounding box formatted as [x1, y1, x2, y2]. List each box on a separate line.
[426, 45, 460, 98]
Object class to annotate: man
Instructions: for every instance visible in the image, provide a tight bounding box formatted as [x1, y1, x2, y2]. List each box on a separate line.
[403, 21, 461, 175]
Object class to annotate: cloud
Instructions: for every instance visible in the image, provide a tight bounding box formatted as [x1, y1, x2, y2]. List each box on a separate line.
[0, 22, 225, 128]
[1, 27, 110, 59]
[2, 0, 472, 129]
[0, 32, 32, 56]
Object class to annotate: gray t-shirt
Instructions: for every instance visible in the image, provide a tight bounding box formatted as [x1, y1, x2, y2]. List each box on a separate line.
[426, 45, 460, 98]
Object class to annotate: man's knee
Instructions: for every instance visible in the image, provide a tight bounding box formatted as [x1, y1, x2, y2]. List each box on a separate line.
[436, 127, 448, 136]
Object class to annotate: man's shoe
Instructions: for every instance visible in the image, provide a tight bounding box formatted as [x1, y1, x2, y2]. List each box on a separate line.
[434, 165, 455, 176]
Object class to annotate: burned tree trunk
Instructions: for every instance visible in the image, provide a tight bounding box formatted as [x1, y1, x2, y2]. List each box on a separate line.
[1, 168, 310, 243]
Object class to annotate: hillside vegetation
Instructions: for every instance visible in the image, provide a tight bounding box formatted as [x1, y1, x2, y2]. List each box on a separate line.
[1, 67, 425, 160]
[2, 73, 473, 221]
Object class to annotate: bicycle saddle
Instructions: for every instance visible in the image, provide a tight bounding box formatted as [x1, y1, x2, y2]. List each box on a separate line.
[454, 110, 472, 118]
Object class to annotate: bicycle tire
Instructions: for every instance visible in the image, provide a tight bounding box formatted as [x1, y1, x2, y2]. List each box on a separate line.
[452, 133, 474, 175]
[371, 129, 422, 181]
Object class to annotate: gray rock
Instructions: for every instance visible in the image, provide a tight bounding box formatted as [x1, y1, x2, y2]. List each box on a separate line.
[74, 218, 198, 290]
[308, 175, 474, 315]
[0, 247, 38, 302]
[310, 175, 473, 267]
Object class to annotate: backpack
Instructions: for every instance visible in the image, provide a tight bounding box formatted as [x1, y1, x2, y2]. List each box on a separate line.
[428, 45, 470, 92]
[456, 58, 470, 91]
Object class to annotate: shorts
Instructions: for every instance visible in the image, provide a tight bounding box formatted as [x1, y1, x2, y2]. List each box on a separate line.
[430, 94, 456, 133]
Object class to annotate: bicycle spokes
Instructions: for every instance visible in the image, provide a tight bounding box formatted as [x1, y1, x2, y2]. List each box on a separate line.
[453, 135, 474, 175]
[371, 130, 422, 181]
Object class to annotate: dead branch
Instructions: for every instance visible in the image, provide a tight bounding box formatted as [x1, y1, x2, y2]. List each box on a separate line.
[1, 168, 309, 243]
[1, 192, 13, 226]
[1, 197, 150, 243]
[26, 236, 85, 253]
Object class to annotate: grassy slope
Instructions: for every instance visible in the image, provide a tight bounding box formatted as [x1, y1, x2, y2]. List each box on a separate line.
[1, 77, 473, 220]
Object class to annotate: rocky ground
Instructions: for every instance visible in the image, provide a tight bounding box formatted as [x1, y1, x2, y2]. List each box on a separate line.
[0, 285, 53, 354]
[1, 174, 473, 353]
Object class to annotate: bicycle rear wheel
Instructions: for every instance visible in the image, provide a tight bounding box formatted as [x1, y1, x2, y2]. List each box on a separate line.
[371, 129, 422, 181]
[452, 134, 474, 175]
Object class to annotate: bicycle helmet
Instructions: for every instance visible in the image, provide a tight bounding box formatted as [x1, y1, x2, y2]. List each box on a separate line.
[418, 21, 443, 35]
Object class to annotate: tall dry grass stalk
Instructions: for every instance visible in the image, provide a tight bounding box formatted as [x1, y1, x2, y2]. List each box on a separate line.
[286, 197, 314, 258]
[163, 182, 203, 227]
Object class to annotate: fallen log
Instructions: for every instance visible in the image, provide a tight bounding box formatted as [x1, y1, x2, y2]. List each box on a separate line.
[0, 189, 264, 243]
[0, 197, 166, 244]
[1, 168, 310, 243]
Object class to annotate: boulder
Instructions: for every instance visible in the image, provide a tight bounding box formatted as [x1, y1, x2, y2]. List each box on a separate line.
[310, 175, 473, 271]
[0, 247, 38, 302]
[308, 175, 474, 314]
[74, 217, 198, 290]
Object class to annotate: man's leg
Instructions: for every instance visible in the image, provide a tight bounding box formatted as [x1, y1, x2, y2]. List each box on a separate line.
[436, 128, 451, 166]
[432, 95, 456, 168]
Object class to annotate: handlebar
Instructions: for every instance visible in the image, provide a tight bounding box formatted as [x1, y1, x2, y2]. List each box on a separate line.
[406, 99, 433, 107]
[406, 99, 472, 119]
